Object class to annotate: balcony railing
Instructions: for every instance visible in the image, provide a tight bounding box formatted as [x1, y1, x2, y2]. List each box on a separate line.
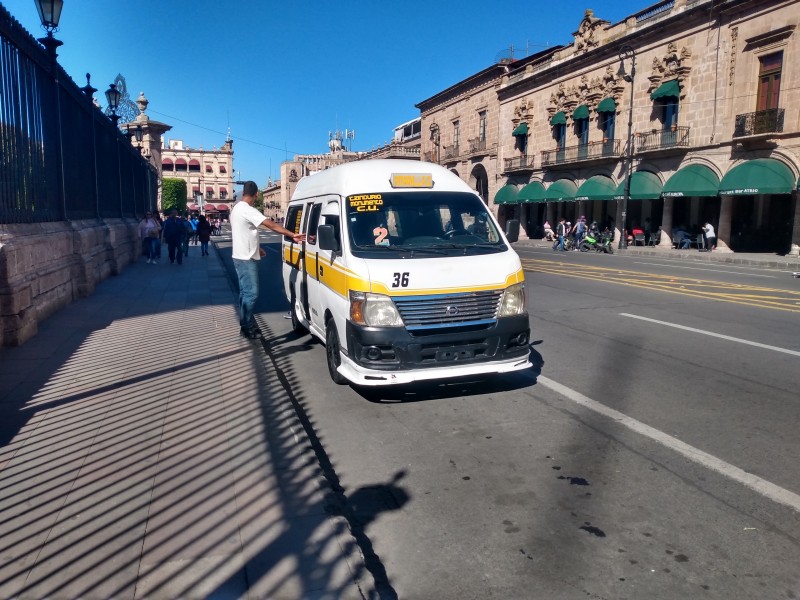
[733, 108, 784, 138]
[636, 126, 690, 152]
[504, 155, 534, 171]
[443, 144, 459, 160]
[541, 139, 621, 167]
[469, 138, 487, 153]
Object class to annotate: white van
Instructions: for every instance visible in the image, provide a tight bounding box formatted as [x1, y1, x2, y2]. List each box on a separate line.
[282, 159, 531, 386]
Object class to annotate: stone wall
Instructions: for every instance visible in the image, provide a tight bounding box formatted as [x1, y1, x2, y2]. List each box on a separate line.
[0, 219, 140, 346]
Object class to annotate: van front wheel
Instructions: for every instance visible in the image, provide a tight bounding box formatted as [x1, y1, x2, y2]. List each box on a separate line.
[326, 322, 347, 385]
[290, 297, 307, 334]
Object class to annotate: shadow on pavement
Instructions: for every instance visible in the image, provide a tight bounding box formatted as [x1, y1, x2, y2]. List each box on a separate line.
[0, 238, 405, 599]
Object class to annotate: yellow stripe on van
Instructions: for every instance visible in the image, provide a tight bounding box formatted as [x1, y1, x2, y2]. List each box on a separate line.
[371, 268, 525, 296]
[284, 244, 523, 300]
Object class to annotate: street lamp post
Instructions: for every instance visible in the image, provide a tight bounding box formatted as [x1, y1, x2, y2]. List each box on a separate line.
[617, 44, 636, 250]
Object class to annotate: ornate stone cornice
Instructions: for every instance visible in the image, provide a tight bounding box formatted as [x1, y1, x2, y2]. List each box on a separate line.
[648, 42, 692, 99]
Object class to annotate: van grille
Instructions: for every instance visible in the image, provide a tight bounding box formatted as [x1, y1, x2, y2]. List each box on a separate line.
[393, 290, 502, 331]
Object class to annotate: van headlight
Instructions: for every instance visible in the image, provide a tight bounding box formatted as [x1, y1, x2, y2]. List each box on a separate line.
[498, 283, 526, 317]
[349, 291, 404, 327]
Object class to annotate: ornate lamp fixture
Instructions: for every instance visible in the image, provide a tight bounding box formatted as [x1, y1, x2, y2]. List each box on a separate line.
[105, 83, 122, 127]
[33, 0, 64, 58]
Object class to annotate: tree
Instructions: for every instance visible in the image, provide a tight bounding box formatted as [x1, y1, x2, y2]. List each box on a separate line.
[161, 178, 187, 214]
[254, 190, 264, 212]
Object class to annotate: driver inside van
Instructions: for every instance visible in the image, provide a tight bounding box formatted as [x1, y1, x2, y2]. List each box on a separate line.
[467, 212, 489, 238]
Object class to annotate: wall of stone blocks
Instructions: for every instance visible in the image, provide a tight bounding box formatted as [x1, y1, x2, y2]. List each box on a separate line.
[0, 220, 140, 346]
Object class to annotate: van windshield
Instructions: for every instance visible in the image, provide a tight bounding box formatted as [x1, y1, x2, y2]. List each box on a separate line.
[346, 191, 507, 258]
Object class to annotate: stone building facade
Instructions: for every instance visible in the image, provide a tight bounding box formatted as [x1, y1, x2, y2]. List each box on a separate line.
[160, 136, 235, 214]
[417, 65, 508, 220]
[418, 0, 800, 255]
[264, 121, 422, 221]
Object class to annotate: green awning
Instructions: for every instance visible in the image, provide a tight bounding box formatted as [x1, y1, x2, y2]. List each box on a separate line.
[543, 179, 577, 202]
[614, 171, 663, 200]
[573, 104, 589, 120]
[650, 79, 680, 100]
[518, 181, 546, 203]
[550, 111, 566, 126]
[494, 185, 520, 205]
[512, 123, 529, 136]
[597, 97, 616, 113]
[718, 158, 795, 195]
[662, 164, 720, 198]
[574, 175, 617, 201]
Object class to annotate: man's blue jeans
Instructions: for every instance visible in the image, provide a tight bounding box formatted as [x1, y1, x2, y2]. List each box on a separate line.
[233, 258, 259, 330]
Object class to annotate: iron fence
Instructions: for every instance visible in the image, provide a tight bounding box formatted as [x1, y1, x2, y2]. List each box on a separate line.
[733, 108, 784, 138]
[503, 156, 534, 171]
[0, 3, 155, 224]
[636, 126, 690, 152]
[541, 139, 621, 167]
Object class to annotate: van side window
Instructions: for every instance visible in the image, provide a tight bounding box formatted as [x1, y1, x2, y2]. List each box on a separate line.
[307, 203, 323, 245]
[323, 214, 341, 248]
[285, 205, 303, 239]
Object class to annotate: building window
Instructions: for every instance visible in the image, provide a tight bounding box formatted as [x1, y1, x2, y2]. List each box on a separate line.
[576, 117, 589, 146]
[205, 164, 213, 173]
[599, 111, 615, 141]
[220, 190, 227, 200]
[478, 111, 487, 142]
[553, 123, 566, 162]
[206, 190, 213, 199]
[757, 51, 782, 111]
[219, 165, 227, 174]
[189, 160, 200, 172]
[662, 98, 678, 130]
[453, 120, 460, 149]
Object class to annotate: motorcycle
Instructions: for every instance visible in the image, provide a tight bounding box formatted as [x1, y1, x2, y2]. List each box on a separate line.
[580, 231, 601, 252]
[580, 230, 614, 253]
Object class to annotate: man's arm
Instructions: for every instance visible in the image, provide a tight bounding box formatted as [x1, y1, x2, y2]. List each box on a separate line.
[260, 218, 306, 243]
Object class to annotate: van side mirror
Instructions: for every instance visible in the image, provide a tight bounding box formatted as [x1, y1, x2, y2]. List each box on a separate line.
[505, 219, 520, 243]
[317, 224, 340, 252]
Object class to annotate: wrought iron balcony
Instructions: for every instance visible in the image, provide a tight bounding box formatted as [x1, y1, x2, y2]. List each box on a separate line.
[541, 139, 621, 167]
[468, 138, 486, 153]
[636, 126, 690, 152]
[733, 108, 784, 138]
[443, 144, 460, 160]
[503, 155, 534, 172]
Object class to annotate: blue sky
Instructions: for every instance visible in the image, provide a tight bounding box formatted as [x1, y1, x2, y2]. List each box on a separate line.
[5, 0, 637, 188]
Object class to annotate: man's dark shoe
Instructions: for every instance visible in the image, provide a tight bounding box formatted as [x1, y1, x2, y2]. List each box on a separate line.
[240, 326, 261, 339]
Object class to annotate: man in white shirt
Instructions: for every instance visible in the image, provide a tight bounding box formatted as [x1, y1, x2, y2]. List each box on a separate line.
[231, 181, 305, 339]
[702, 221, 716, 252]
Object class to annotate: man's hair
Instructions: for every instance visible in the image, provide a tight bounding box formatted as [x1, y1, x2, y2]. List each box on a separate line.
[243, 180, 258, 197]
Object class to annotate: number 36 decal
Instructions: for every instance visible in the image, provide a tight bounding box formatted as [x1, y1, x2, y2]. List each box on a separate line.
[392, 272, 409, 287]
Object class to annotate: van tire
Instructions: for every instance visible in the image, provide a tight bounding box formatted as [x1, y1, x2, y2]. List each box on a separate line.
[290, 296, 307, 334]
[325, 322, 347, 385]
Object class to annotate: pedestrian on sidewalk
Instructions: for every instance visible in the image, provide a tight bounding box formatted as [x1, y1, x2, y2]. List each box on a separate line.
[162, 209, 184, 264]
[189, 214, 199, 245]
[181, 215, 193, 258]
[702, 221, 716, 251]
[197, 214, 212, 256]
[231, 180, 306, 339]
[138, 211, 161, 264]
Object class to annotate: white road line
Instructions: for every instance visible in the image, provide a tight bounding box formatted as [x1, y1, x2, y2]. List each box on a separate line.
[620, 313, 800, 357]
[537, 375, 800, 513]
[632, 261, 776, 277]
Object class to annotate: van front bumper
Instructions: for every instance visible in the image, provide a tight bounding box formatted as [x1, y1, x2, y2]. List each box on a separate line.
[341, 316, 531, 386]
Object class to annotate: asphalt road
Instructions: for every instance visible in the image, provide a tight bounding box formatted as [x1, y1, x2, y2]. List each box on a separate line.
[216, 231, 800, 600]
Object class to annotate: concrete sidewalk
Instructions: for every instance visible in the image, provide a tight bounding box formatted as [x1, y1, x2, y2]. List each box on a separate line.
[0, 244, 368, 599]
[514, 238, 800, 272]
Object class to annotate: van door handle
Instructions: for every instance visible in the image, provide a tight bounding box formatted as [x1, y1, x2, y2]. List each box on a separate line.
[319, 265, 324, 277]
